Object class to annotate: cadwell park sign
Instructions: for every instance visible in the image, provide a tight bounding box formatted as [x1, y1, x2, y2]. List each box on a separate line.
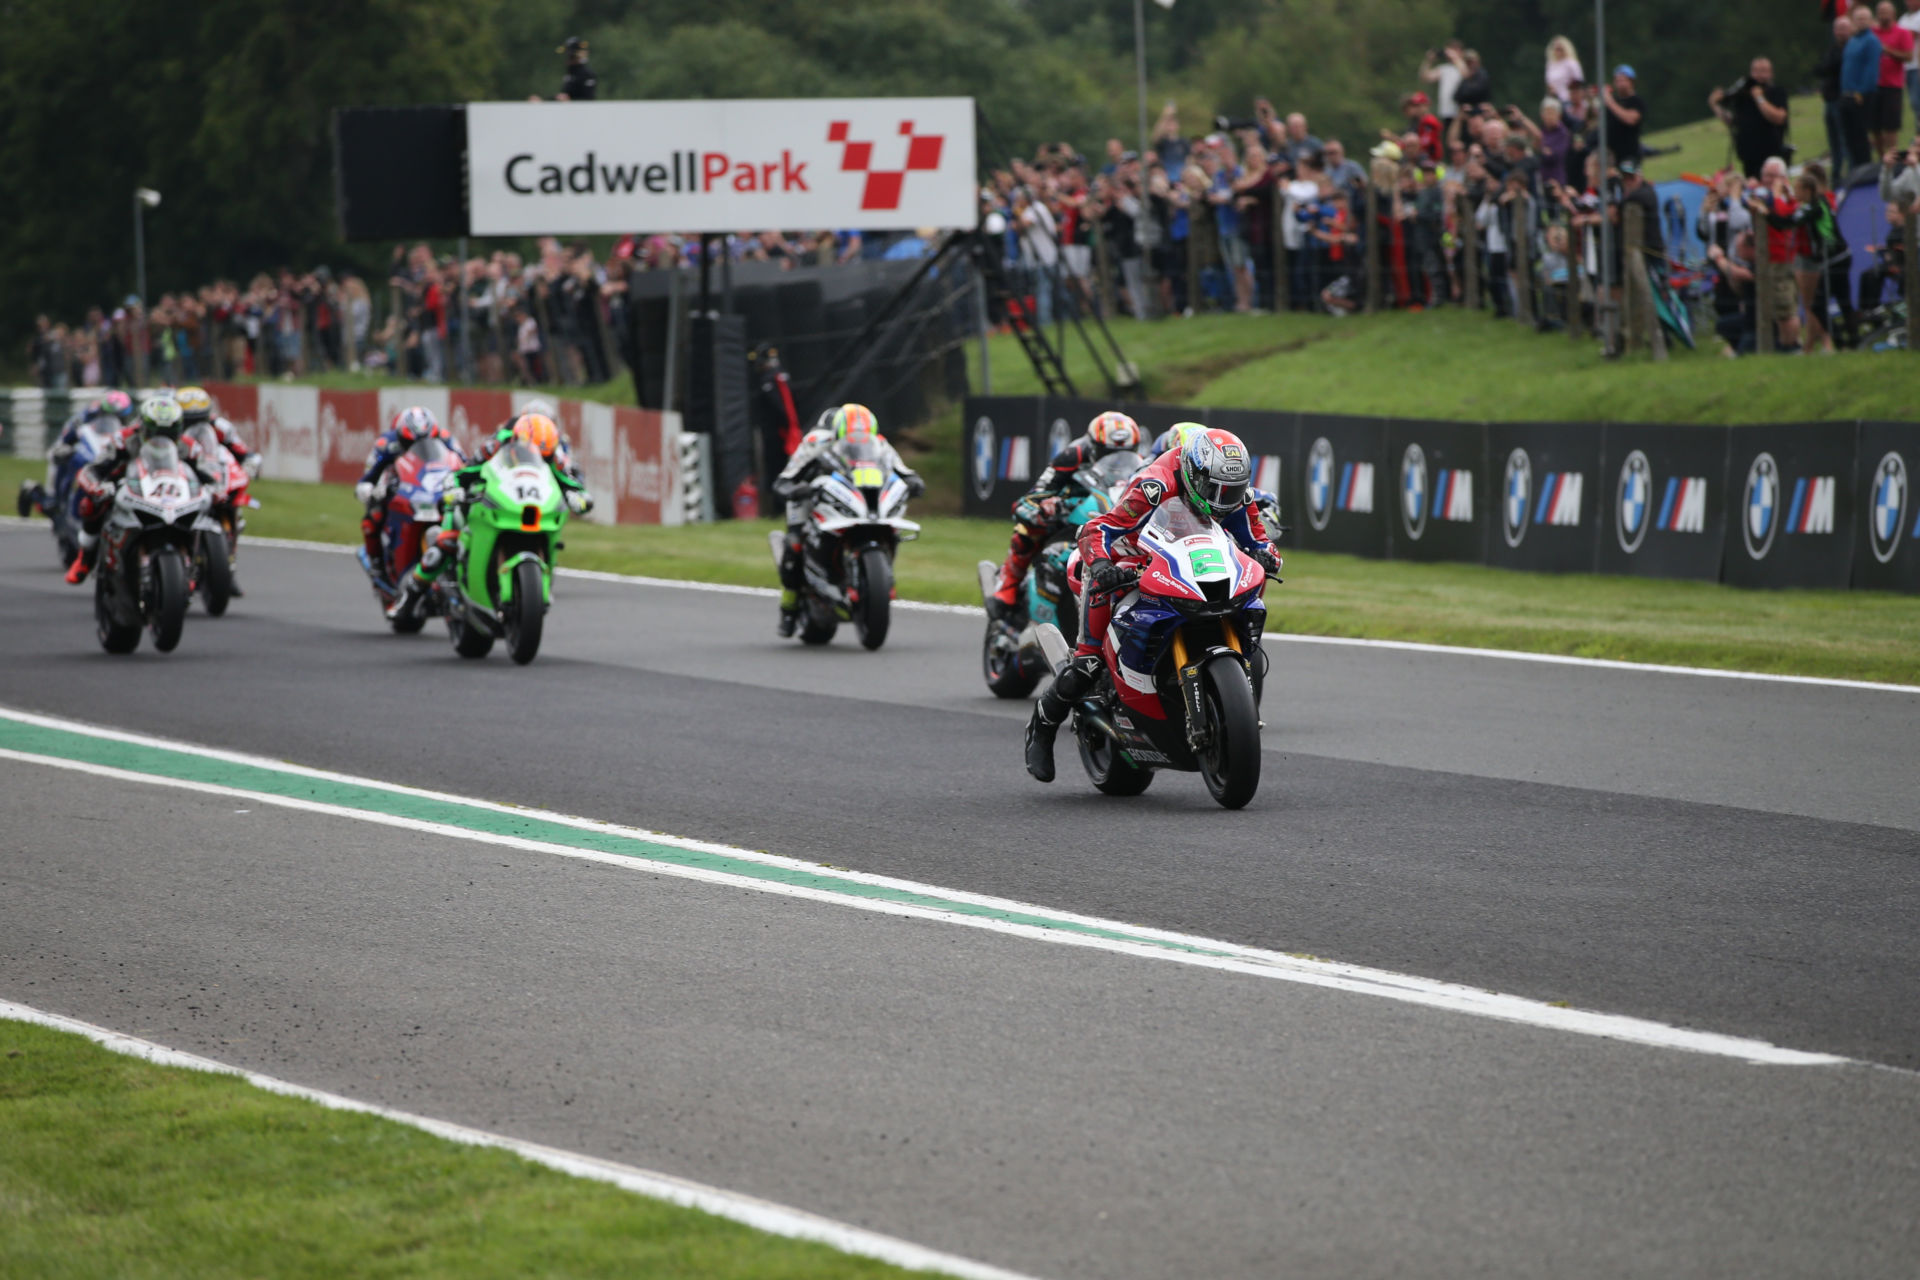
[466, 98, 977, 236]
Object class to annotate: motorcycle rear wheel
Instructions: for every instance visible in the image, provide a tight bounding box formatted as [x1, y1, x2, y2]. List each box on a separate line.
[799, 596, 838, 646]
[448, 606, 495, 659]
[1075, 714, 1155, 796]
[95, 572, 140, 654]
[1198, 657, 1261, 809]
[148, 548, 190, 653]
[196, 530, 233, 617]
[505, 559, 546, 665]
[982, 620, 1040, 699]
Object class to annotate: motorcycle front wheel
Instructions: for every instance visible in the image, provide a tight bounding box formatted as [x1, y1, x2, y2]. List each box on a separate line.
[147, 547, 190, 653]
[852, 546, 892, 651]
[1198, 656, 1261, 810]
[196, 530, 234, 617]
[504, 559, 546, 665]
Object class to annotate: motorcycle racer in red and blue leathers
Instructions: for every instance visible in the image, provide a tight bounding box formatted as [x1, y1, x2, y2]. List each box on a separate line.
[986, 410, 1143, 620]
[1024, 427, 1282, 782]
[355, 406, 467, 578]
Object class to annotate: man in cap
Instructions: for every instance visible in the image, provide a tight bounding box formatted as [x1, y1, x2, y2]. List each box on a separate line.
[558, 37, 596, 101]
[1600, 65, 1646, 163]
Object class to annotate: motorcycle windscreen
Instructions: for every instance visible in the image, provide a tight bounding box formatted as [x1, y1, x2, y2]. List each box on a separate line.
[834, 438, 890, 490]
[1082, 450, 1146, 499]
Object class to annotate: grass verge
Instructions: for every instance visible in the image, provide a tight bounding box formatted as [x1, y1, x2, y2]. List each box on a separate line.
[0, 1018, 914, 1279]
[7, 457, 1909, 685]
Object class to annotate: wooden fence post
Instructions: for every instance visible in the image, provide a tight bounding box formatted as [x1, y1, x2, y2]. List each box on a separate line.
[1755, 227, 1777, 354]
[1513, 194, 1534, 326]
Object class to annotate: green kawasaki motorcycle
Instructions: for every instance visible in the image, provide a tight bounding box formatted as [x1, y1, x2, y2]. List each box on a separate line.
[435, 440, 584, 665]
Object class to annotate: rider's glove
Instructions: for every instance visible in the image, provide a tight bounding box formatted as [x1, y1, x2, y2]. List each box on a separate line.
[1090, 559, 1136, 592]
[242, 454, 262, 478]
[904, 473, 925, 499]
[354, 481, 375, 506]
[1253, 547, 1284, 577]
[563, 488, 593, 516]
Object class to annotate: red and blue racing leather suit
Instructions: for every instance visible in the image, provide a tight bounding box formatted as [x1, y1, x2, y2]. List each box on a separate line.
[358, 426, 466, 563]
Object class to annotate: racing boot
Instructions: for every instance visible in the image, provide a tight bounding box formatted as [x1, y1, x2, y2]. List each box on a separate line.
[777, 532, 806, 637]
[1024, 653, 1100, 783]
[64, 535, 98, 585]
[777, 588, 800, 638]
[386, 571, 427, 621]
[986, 559, 1022, 624]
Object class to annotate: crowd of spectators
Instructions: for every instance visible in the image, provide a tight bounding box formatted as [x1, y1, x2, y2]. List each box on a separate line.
[30, 13, 1920, 392]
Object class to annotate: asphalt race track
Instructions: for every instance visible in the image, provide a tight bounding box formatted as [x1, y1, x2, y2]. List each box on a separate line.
[3, 524, 1918, 1278]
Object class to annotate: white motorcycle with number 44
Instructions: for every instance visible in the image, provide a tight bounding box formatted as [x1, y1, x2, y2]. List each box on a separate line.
[766, 437, 920, 649]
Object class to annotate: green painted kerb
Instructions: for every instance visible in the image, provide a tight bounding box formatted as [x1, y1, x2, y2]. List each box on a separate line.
[0, 716, 1237, 961]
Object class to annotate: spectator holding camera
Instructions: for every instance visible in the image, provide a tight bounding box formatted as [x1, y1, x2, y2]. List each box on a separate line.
[1710, 58, 1790, 179]
[1744, 157, 1804, 349]
[1420, 41, 1467, 128]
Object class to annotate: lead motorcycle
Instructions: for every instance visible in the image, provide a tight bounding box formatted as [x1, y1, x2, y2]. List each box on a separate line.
[766, 437, 919, 649]
[1032, 498, 1271, 809]
[976, 449, 1144, 698]
[94, 438, 222, 655]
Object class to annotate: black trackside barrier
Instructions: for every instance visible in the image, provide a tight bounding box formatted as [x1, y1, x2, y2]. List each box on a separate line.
[959, 398, 1920, 592]
[1484, 423, 1605, 574]
[1594, 424, 1732, 582]
[1385, 420, 1489, 563]
[1203, 409, 1297, 549]
[963, 398, 1046, 517]
[1852, 422, 1920, 592]
[1293, 415, 1391, 558]
[1721, 425, 1860, 590]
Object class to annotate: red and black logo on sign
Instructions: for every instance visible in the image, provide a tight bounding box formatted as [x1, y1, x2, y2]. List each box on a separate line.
[828, 120, 946, 211]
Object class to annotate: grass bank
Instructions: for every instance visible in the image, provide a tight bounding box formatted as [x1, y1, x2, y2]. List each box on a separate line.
[7, 457, 1909, 685]
[0, 1018, 911, 1279]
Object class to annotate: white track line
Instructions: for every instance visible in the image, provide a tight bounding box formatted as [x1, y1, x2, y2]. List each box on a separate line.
[5, 519, 1909, 690]
[0, 705, 1847, 1068]
[0, 998, 1036, 1280]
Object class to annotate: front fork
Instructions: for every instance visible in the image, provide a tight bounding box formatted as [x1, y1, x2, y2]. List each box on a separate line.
[1170, 620, 1255, 754]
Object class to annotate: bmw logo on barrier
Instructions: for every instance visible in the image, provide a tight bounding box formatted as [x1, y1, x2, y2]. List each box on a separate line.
[1306, 436, 1335, 531]
[1869, 451, 1908, 564]
[1502, 448, 1532, 548]
[1047, 417, 1073, 459]
[1616, 449, 1652, 554]
[1400, 443, 1429, 541]
[1743, 451, 1780, 560]
[971, 417, 996, 501]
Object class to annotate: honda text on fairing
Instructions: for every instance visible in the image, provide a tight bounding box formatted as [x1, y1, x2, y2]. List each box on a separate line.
[91, 434, 223, 655]
[769, 437, 920, 648]
[977, 448, 1144, 698]
[181, 419, 258, 617]
[360, 433, 463, 634]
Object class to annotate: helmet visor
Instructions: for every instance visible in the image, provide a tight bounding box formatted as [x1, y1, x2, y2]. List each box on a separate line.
[1201, 476, 1248, 513]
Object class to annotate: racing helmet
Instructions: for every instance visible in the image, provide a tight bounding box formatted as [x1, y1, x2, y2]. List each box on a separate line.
[831, 403, 878, 443]
[175, 386, 213, 425]
[1087, 410, 1141, 452]
[391, 405, 440, 445]
[1153, 421, 1205, 457]
[513, 413, 560, 460]
[1177, 428, 1254, 521]
[99, 390, 135, 423]
[137, 397, 185, 444]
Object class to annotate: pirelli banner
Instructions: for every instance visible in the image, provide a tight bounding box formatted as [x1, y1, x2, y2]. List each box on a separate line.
[467, 98, 976, 235]
[960, 398, 1918, 592]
